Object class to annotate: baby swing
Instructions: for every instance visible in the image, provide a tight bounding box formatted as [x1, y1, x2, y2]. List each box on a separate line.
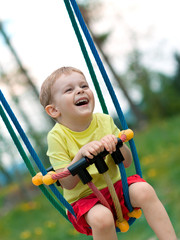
[0, 0, 143, 234]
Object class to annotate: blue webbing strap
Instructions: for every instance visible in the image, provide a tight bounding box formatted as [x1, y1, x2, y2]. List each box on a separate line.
[68, 0, 142, 177]
[66, 0, 142, 214]
[0, 90, 76, 217]
[118, 163, 136, 226]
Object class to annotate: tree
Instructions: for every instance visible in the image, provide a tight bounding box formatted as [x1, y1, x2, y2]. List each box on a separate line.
[173, 52, 180, 92]
[124, 49, 180, 120]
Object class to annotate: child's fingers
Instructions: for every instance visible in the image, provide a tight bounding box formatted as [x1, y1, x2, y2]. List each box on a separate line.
[101, 135, 117, 154]
[82, 141, 104, 159]
[90, 141, 104, 156]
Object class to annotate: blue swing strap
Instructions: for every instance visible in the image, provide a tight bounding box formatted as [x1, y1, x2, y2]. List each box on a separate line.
[118, 163, 135, 226]
[0, 90, 76, 218]
[63, 0, 142, 212]
[67, 0, 142, 177]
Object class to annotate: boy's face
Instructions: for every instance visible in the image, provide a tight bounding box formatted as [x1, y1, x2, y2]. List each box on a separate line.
[48, 71, 95, 125]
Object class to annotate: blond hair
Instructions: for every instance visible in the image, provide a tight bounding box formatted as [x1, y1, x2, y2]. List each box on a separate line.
[39, 66, 85, 108]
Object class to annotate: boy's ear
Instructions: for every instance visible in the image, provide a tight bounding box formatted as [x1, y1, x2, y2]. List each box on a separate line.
[45, 104, 61, 119]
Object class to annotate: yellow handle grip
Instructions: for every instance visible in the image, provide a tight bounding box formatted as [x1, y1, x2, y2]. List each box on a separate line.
[118, 129, 134, 142]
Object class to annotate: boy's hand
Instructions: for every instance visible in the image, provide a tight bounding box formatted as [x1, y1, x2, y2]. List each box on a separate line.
[100, 134, 118, 154]
[80, 141, 104, 159]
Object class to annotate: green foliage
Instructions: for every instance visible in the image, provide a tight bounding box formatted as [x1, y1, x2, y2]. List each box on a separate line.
[124, 50, 180, 121]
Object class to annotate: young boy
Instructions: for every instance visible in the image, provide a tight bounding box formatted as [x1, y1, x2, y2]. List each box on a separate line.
[40, 67, 177, 240]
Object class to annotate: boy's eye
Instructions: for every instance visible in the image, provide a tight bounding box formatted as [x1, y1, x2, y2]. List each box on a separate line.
[65, 88, 72, 93]
[81, 84, 88, 89]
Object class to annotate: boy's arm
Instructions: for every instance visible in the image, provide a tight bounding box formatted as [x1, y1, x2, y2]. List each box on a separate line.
[55, 151, 82, 190]
[121, 144, 133, 168]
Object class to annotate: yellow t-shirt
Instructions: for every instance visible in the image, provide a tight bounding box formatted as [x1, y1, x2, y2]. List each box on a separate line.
[47, 113, 121, 204]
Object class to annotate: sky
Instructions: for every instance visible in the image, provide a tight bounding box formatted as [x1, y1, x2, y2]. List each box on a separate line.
[1, 0, 180, 114]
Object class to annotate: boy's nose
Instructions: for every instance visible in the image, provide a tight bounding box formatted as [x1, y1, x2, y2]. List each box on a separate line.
[77, 88, 84, 94]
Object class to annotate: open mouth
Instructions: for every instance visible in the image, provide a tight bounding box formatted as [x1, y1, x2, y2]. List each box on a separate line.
[75, 98, 89, 106]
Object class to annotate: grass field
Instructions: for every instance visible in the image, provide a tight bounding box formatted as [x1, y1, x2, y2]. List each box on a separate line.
[0, 115, 179, 240]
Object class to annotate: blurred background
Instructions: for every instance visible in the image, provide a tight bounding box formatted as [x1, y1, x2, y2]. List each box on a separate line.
[0, 0, 179, 239]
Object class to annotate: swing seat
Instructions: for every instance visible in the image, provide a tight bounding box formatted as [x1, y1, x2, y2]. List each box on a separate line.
[32, 129, 142, 233]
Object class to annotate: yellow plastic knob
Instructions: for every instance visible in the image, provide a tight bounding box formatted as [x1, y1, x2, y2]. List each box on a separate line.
[42, 171, 57, 185]
[32, 172, 43, 186]
[116, 219, 129, 232]
[118, 129, 134, 142]
[128, 209, 142, 219]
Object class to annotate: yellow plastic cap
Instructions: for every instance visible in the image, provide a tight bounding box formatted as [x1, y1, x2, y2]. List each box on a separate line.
[128, 209, 142, 219]
[116, 219, 129, 232]
[118, 129, 134, 142]
[42, 171, 57, 185]
[32, 172, 43, 186]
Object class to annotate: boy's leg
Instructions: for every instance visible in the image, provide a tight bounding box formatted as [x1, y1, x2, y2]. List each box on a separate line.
[84, 203, 118, 240]
[129, 182, 177, 240]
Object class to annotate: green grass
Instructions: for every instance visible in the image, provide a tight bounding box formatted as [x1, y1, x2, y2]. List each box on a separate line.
[0, 115, 180, 240]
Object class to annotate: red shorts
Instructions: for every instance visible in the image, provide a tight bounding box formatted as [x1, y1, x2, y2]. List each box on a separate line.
[67, 174, 146, 235]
